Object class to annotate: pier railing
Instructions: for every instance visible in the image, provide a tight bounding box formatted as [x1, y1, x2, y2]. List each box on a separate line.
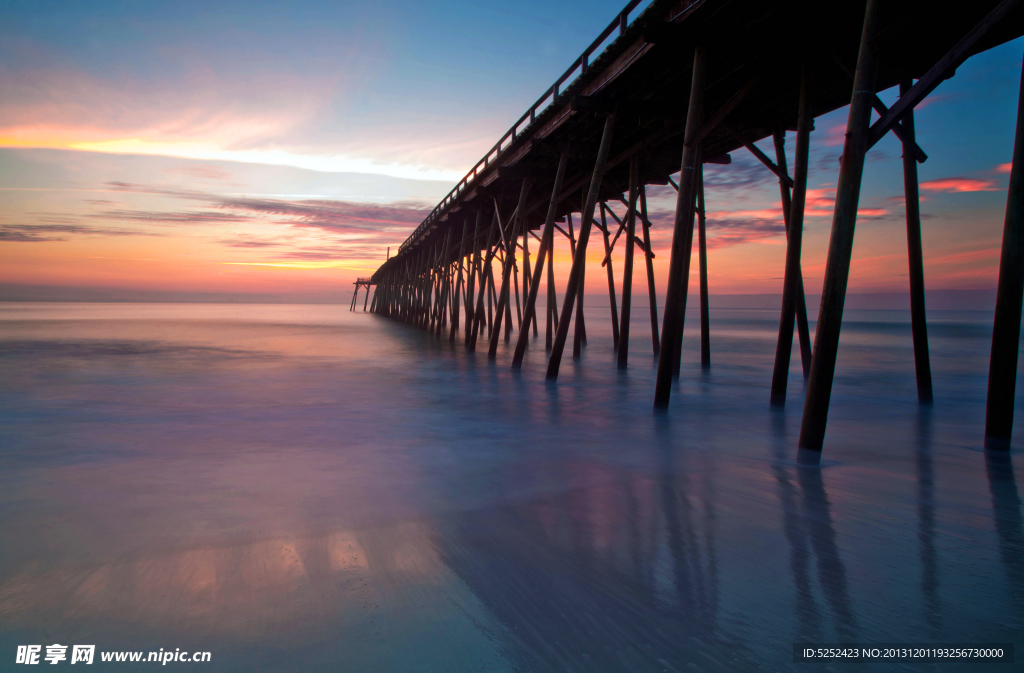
[398, 0, 648, 255]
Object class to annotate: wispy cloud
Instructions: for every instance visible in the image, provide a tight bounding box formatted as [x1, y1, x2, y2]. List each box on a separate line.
[92, 209, 250, 225]
[105, 182, 432, 236]
[217, 237, 284, 249]
[0, 223, 162, 242]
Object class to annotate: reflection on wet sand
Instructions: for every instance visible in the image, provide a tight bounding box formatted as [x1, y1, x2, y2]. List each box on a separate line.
[771, 414, 856, 643]
[985, 451, 1024, 617]
[1, 532, 374, 635]
[916, 407, 942, 633]
[431, 455, 739, 672]
[0, 521, 516, 672]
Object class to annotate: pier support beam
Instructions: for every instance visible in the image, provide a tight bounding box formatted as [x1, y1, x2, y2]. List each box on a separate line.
[985, 51, 1024, 451]
[901, 77, 934, 404]
[697, 164, 710, 369]
[774, 129, 814, 381]
[600, 204, 621, 350]
[654, 46, 705, 408]
[641, 187, 660, 356]
[547, 112, 616, 380]
[513, 145, 570, 368]
[490, 179, 532, 358]
[469, 213, 498, 352]
[451, 218, 469, 341]
[547, 227, 558, 350]
[465, 211, 482, 347]
[771, 62, 813, 406]
[618, 156, 639, 368]
[798, 0, 881, 458]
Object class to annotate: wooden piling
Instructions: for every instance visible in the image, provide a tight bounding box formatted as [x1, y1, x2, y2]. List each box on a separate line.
[469, 213, 498, 352]
[640, 187, 660, 356]
[547, 112, 616, 380]
[697, 164, 710, 369]
[984, 51, 1024, 451]
[771, 63, 813, 406]
[618, 156, 639, 368]
[655, 46, 705, 408]
[547, 225, 558, 349]
[451, 218, 469, 340]
[465, 211, 482, 347]
[798, 0, 881, 458]
[600, 203, 621, 349]
[514, 145, 570, 368]
[489, 178, 532, 359]
[900, 77, 934, 403]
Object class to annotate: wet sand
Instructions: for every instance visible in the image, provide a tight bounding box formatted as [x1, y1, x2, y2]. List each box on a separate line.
[0, 302, 1021, 671]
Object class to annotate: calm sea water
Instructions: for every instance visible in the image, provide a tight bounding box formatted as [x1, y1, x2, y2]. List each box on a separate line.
[0, 301, 1022, 672]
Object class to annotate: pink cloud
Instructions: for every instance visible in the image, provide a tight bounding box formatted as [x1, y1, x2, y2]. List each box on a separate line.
[919, 177, 999, 193]
[926, 248, 1000, 266]
[857, 207, 889, 218]
[805, 188, 835, 217]
[823, 123, 847, 147]
[995, 163, 1013, 174]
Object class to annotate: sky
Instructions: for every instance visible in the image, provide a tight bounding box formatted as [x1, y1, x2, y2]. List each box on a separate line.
[0, 0, 1021, 303]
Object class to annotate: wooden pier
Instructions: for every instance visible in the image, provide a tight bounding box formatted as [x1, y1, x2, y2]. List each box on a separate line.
[369, 0, 1024, 459]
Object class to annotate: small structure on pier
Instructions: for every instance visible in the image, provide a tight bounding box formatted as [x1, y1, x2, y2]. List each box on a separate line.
[350, 278, 375, 312]
[368, 0, 1024, 460]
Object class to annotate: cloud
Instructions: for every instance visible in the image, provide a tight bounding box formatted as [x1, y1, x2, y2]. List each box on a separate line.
[166, 165, 234, 181]
[217, 237, 285, 249]
[0, 224, 161, 242]
[704, 217, 785, 249]
[824, 123, 847, 147]
[703, 154, 775, 192]
[92, 209, 250, 225]
[643, 206, 786, 250]
[995, 163, 1013, 174]
[919, 177, 999, 193]
[274, 250, 348, 261]
[0, 50, 483, 181]
[98, 181, 430, 259]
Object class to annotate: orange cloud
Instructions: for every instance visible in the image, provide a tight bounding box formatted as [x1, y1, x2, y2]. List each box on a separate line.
[995, 163, 1013, 174]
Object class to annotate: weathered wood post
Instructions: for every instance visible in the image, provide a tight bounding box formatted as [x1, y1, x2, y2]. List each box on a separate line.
[547, 112, 616, 379]
[771, 62, 813, 406]
[640, 187, 660, 355]
[618, 156, 640, 368]
[984, 51, 1024, 451]
[697, 164, 710, 368]
[655, 46, 705, 408]
[513, 145, 570, 368]
[465, 210, 482, 346]
[600, 203, 621, 349]
[573, 222, 588, 357]
[547, 222, 558, 350]
[451, 217, 470, 340]
[798, 0, 881, 460]
[771, 129, 814, 378]
[489, 178, 532, 359]
[900, 76, 934, 403]
[469, 213, 498, 351]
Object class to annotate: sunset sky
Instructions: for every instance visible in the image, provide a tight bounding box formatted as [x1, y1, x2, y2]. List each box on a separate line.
[1, 0, 1022, 303]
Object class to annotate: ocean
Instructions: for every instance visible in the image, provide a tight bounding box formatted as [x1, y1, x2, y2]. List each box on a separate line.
[0, 300, 1021, 671]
